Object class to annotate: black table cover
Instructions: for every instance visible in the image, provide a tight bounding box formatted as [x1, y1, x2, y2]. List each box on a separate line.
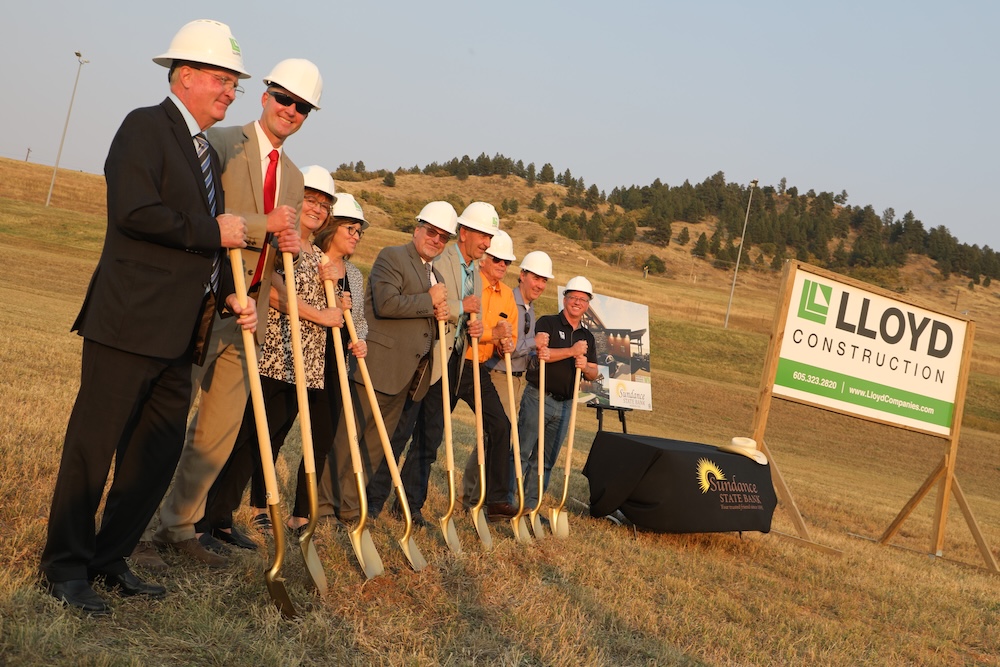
[583, 432, 777, 533]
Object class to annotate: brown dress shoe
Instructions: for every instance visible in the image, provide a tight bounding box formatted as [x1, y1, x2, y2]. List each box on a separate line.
[155, 537, 228, 568]
[130, 540, 168, 572]
[486, 502, 518, 522]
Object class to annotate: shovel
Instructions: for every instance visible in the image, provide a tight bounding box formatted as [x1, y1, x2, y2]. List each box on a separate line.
[325, 257, 426, 572]
[281, 251, 327, 594]
[320, 260, 384, 579]
[504, 349, 532, 544]
[468, 313, 493, 550]
[528, 360, 546, 539]
[437, 319, 462, 554]
[550, 366, 582, 538]
[229, 249, 296, 619]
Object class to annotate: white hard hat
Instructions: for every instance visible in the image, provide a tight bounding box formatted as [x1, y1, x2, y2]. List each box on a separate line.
[331, 193, 369, 230]
[415, 201, 458, 235]
[485, 230, 516, 262]
[300, 165, 336, 199]
[519, 250, 553, 279]
[153, 19, 250, 79]
[564, 276, 593, 297]
[457, 201, 499, 237]
[263, 58, 322, 110]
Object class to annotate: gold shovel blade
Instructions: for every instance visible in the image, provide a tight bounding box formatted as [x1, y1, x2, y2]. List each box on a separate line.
[550, 507, 570, 539]
[266, 504, 297, 618]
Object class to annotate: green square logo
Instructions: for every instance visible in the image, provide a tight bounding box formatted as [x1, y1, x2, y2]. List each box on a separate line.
[798, 279, 831, 324]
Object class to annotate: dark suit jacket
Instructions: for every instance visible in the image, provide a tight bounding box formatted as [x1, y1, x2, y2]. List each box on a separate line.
[73, 98, 228, 360]
[360, 242, 441, 399]
[207, 122, 304, 344]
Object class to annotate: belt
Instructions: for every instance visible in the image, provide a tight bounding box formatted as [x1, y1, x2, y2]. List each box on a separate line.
[528, 382, 568, 402]
[490, 368, 523, 377]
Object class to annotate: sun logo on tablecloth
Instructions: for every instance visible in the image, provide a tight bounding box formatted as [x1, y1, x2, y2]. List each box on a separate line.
[696, 458, 725, 493]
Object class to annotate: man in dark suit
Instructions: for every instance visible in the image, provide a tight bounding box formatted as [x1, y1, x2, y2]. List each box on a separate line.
[39, 19, 256, 614]
[329, 204, 454, 521]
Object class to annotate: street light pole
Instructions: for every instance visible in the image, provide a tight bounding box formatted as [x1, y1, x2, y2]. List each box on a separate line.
[723, 179, 758, 329]
[45, 51, 89, 208]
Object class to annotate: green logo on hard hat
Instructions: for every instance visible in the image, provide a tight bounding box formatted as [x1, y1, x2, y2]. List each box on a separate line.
[798, 279, 831, 324]
[353, 200, 363, 212]
[230, 38, 241, 56]
[490, 215, 499, 229]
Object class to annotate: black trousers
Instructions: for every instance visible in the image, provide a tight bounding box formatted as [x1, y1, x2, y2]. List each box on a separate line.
[41, 339, 191, 581]
[393, 353, 511, 513]
[198, 373, 338, 530]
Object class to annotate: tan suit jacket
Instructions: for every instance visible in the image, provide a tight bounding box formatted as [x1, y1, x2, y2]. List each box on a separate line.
[207, 122, 303, 343]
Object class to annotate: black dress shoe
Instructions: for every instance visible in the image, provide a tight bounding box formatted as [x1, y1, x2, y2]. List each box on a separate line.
[197, 531, 229, 555]
[46, 578, 110, 614]
[390, 502, 428, 528]
[212, 525, 258, 550]
[97, 569, 166, 599]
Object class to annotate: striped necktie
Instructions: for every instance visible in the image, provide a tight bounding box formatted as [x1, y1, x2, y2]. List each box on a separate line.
[195, 134, 221, 294]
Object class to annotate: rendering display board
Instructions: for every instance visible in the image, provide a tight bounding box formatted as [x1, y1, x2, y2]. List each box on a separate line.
[561, 288, 652, 412]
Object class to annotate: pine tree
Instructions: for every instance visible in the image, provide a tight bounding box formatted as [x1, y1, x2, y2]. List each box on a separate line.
[693, 232, 709, 258]
[677, 226, 690, 246]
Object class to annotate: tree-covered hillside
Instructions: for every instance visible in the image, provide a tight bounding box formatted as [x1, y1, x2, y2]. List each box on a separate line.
[334, 153, 996, 285]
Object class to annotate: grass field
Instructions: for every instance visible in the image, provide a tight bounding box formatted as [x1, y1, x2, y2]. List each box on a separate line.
[1, 158, 998, 666]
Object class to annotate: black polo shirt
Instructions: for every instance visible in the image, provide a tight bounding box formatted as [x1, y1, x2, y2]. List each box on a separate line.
[526, 311, 597, 400]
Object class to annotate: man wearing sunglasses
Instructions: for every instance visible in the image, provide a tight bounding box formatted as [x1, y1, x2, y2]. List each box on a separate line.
[137, 59, 320, 569]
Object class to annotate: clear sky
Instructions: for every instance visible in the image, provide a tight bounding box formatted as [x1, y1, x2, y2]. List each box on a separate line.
[5, 1, 997, 249]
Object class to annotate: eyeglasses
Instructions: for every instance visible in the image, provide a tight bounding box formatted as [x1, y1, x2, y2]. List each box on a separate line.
[345, 226, 364, 239]
[420, 224, 451, 242]
[489, 256, 511, 266]
[303, 195, 330, 211]
[270, 91, 312, 115]
[194, 68, 244, 97]
[566, 295, 591, 304]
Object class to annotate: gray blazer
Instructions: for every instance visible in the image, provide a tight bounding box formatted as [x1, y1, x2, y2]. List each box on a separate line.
[359, 241, 442, 399]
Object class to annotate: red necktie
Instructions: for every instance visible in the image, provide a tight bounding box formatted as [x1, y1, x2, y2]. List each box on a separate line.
[263, 149, 278, 214]
[251, 150, 280, 288]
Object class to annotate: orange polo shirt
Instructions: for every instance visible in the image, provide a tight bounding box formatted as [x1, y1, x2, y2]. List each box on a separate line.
[466, 271, 518, 363]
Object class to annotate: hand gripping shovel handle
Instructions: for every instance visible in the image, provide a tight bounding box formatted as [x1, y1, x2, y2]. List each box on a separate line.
[281, 251, 327, 594]
[469, 313, 493, 550]
[529, 359, 546, 539]
[229, 249, 296, 619]
[551, 366, 582, 539]
[437, 319, 462, 554]
[338, 295, 426, 572]
[319, 257, 384, 579]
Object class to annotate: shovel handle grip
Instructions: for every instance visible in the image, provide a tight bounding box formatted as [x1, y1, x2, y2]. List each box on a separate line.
[229, 249, 282, 507]
[282, 251, 316, 476]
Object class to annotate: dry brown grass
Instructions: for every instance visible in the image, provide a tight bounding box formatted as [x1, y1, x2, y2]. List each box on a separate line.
[2, 157, 999, 666]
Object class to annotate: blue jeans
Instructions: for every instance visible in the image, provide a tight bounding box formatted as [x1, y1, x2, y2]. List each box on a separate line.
[509, 383, 573, 508]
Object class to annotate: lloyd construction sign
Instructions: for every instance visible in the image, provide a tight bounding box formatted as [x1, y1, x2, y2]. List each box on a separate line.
[773, 265, 968, 436]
